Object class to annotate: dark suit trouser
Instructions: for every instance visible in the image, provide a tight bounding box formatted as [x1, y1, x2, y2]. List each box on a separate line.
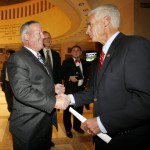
[63, 106, 83, 132]
[4, 81, 13, 113]
[12, 123, 53, 150]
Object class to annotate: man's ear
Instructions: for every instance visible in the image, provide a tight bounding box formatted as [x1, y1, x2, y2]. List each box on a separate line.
[23, 33, 29, 41]
[80, 50, 82, 55]
[103, 15, 111, 28]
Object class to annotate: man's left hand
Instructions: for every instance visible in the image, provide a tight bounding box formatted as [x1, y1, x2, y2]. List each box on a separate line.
[82, 118, 101, 135]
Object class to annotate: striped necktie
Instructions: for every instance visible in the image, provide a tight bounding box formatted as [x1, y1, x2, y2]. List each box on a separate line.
[37, 52, 49, 75]
[99, 50, 105, 69]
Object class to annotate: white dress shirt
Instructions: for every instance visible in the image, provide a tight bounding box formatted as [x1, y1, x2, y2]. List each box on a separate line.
[43, 48, 53, 68]
[24, 46, 38, 58]
[73, 58, 84, 86]
[5, 68, 9, 81]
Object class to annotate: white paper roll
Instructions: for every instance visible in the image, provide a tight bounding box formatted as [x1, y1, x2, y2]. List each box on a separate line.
[69, 107, 112, 143]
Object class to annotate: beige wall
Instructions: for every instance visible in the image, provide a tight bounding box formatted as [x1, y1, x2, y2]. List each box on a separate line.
[134, 0, 150, 39]
[119, 0, 134, 35]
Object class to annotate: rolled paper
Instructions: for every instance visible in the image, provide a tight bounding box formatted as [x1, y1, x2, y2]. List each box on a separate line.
[69, 107, 112, 143]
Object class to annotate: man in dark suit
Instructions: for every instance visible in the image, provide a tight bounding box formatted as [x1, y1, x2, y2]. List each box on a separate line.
[7, 20, 68, 150]
[59, 4, 150, 149]
[1, 49, 15, 119]
[40, 31, 61, 84]
[61, 45, 88, 138]
[39, 31, 62, 146]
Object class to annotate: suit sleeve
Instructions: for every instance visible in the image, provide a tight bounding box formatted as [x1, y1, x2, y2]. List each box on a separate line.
[73, 90, 94, 107]
[1, 61, 6, 82]
[7, 54, 56, 114]
[73, 61, 96, 107]
[101, 38, 150, 134]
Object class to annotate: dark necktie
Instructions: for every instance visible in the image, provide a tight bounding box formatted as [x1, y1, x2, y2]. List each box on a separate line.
[37, 52, 49, 75]
[45, 50, 52, 72]
[99, 50, 105, 69]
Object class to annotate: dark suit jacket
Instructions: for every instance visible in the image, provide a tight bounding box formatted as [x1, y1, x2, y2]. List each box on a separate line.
[73, 33, 150, 146]
[62, 57, 88, 94]
[39, 49, 61, 84]
[7, 47, 57, 142]
[1, 61, 7, 91]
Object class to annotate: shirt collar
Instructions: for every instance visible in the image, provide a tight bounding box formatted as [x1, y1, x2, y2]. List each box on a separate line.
[43, 47, 51, 52]
[73, 57, 80, 61]
[24, 46, 38, 58]
[102, 31, 120, 56]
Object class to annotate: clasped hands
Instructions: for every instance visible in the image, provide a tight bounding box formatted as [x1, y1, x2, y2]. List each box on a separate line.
[54, 84, 70, 110]
[54, 84, 100, 134]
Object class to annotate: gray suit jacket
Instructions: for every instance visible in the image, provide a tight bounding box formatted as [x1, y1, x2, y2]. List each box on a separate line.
[7, 47, 57, 142]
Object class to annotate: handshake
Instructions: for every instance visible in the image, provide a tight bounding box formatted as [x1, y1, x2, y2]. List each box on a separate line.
[54, 84, 71, 110]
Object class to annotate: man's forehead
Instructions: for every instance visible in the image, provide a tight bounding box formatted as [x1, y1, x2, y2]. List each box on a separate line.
[44, 33, 51, 37]
[29, 23, 41, 30]
[72, 48, 81, 51]
[86, 14, 95, 23]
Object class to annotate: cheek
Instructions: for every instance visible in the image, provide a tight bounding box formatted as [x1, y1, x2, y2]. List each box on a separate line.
[95, 25, 104, 39]
[92, 27, 99, 40]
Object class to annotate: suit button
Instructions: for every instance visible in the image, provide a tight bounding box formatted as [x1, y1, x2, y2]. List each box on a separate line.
[94, 98, 97, 102]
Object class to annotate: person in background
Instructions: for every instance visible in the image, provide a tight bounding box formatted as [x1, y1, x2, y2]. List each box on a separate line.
[40, 31, 61, 84]
[61, 45, 88, 138]
[7, 20, 68, 150]
[1, 49, 15, 120]
[58, 4, 150, 149]
[39, 31, 62, 147]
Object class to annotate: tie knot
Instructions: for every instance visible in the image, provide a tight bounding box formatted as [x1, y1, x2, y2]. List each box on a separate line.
[75, 59, 81, 63]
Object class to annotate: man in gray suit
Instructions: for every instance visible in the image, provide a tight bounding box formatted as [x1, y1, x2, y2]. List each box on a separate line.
[7, 20, 69, 150]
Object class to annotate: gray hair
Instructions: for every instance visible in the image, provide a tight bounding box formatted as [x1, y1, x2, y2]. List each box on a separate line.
[20, 20, 40, 42]
[88, 4, 120, 28]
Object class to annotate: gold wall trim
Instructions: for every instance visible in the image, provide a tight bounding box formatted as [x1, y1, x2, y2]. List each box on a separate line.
[0, 0, 54, 20]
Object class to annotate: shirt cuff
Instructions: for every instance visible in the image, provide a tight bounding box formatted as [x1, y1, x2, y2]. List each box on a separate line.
[97, 117, 107, 133]
[78, 79, 83, 86]
[68, 94, 75, 105]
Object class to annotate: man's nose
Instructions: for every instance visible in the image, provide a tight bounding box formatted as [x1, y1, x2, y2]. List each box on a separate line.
[86, 27, 89, 35]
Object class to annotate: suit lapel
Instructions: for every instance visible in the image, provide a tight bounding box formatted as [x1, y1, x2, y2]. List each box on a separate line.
[71, 57, 77, 68]
[39, 49, 45, 59]
[23, 47, 52, 78]
[96, 33, 125, 88]
[93, 60, 99, 89]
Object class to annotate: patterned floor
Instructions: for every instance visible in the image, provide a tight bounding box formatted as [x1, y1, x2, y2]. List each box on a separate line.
[0, 86, 94, 150]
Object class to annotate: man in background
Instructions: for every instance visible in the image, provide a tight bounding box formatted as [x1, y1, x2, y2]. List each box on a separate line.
[40, 31, 61, 84]
[61, 45, 88, 138]
[1, 49, 15, 120]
